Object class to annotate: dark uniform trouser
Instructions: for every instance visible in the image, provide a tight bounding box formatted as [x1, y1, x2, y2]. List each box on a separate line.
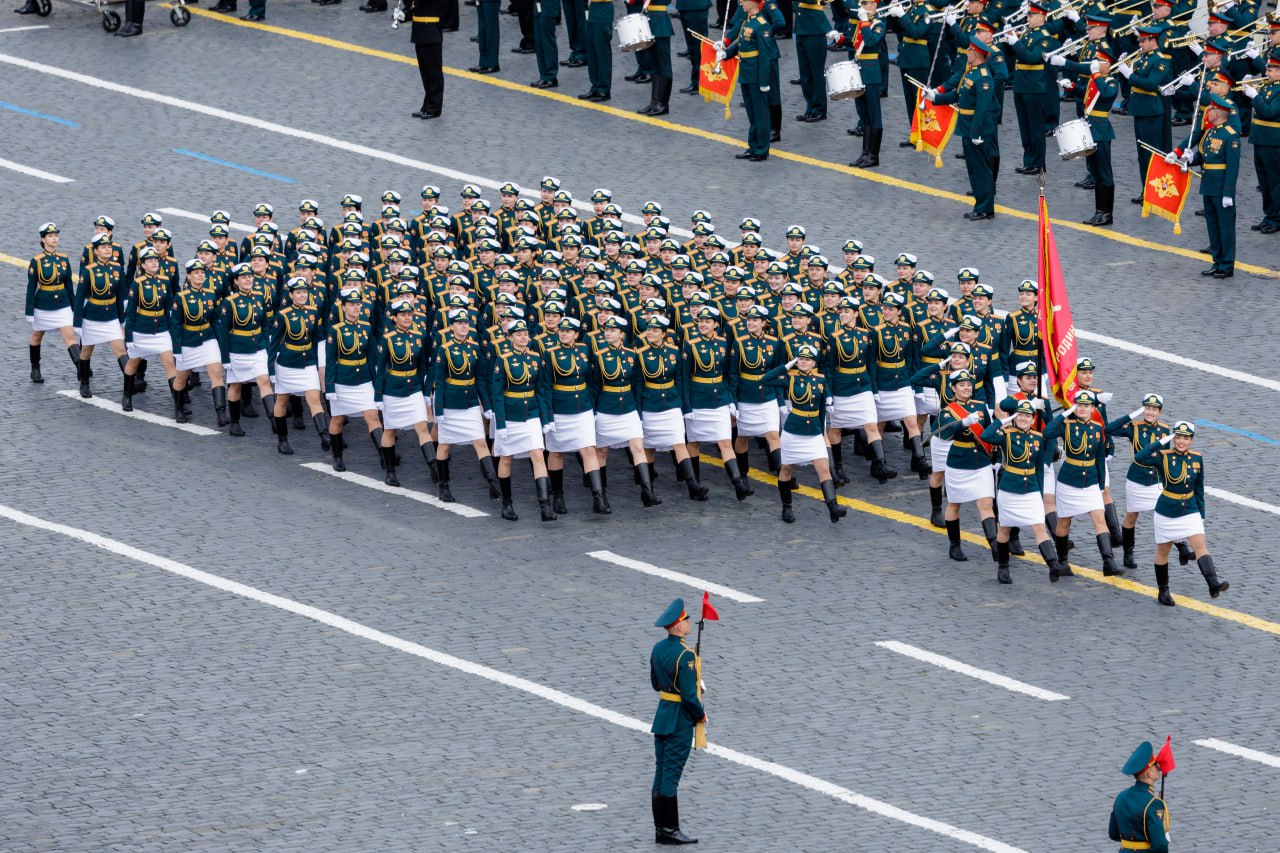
[680, 9, 708, 88]
[741, 80, 770, 154]
[1204, 194, 1235, 270]
[797, 34, 827, 116]
[652, 728, 693, 796]
[563, 0, 585, 60]
[1170, 47, 1194, 120]
[1085, 139, 1112, 186]
[513, 0, 534, 48]
[1134, 115, 1162, 194]
[964, 136, 995, 215]
[1015, 92, 1045, 169]
[642, 35, 673, 80]
[854, 82, 882, 129]
[478, 0, 500, 67]
[1042, 68, 1059, 135]
[586, 19, 612, 93]
[415, 42, 444, 113]
[247, 0, 265, 15]
[1258, 145, 1280, 227]
[534, 14, 559, 81]
[900, 66, 926, 130]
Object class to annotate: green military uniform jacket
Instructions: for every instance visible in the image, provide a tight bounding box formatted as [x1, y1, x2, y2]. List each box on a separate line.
[490, 347, 548, 428]
[999, 307, 1040, 372]
[897, 5, 938, 70]
[1135, 443, 1205, 519]
[74, 260, 125, 326]
[938, 400, 992, 470]
[650, 635, 705, 735]
[1108, 782, 1170, 852]
[1106, 414, 1168, 487]
[324, 320, 375, 392]
[842, 17, 886, 84]
[25, 250, 74, 318]
[868, 319, 917, 393]
[728, 332, 784, 404]
[168, 288, 219, 354]
[1043, 412, 1107, 488]
[637, 342, 684, 413]
[126, 275, 173, 339]
[590, 345, 641, 415]
[681, 332, 732, 411]
[540, 342, 594, 415]
[826, 324, 876, 397]
[433, 335, 489, 414]
[269, 304, 323, 371]
[1010, 26, 1057, 94]
[216, 292, 268, 358]
[934, 63, 997, 140]
[762, 364, 829, 436]
[724, 12, 780, 89]
[1252, 80, 1280, 147]
[1128, 48, 1172, 118]
[982, 422, 1050, 493]
[1191, 121, 1241, 197]
[374, 329, 429, 401]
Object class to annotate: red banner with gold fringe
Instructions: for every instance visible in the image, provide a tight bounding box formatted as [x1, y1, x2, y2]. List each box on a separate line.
[1141, 155, 1194, 235]
[698, 42, 739, 120]
[910, 89, 957, 168]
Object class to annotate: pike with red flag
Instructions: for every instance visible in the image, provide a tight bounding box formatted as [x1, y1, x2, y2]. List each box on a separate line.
[1036, 188, 1080, 408]
[692, 591, 716, 750]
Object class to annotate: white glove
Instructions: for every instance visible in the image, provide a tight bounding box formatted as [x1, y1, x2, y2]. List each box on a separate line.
[1065, 8, 1079, 21]
[325, 391, 335, 401]
[1177, 70, 1196, 87]
[1222, 196, 1234, 208]
[858, 8, 869, 20]
[825, 397, 834, 407]
[1163, 151, 1179, 164]
[943, 327, 959, 338]
[1243, 85, 1258, 100]
[483, 409, 494, 420]
[1096, 392, 1113, 404]
[1245, 45, 1260, 60]
[961, 412, 981, 426]
[1063, 404, 1076, 417]
[785, 357, 798, 368]
[496, 428, 508, 442]
[1178, 161, 1189, 173]
[825, 29, 841, 45]
[715, 45, 726, 62]
[924, 87, 938, 102]
[728, 403, 738, 416]
[393, 7, 406, 22]
[1089, 59, 1100, 74]
[1187, 41, 1202, 56]
[1001, 414, 1015, 426]
[944, 10, 957, 25]
[1049, 54, 1067, 67]
[972, 136, 983, 145]
[889, 2, 905, 16]
[1058, 78, 1074, 92]
[1003, 32, 1017, 45]
[1030, 399, 1045, 410]
[1129, 406, 1144, 420]
[761, 86, 770, 92]
[1160, 434, 1173, 445]
[873, 393, 883, 403]
[1116, 63, 1132, 78]
[543, 421, 556, 434]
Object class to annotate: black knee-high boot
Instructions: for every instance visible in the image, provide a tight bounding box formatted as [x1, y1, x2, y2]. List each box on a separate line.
[1104, 502, 1122, 547]
[1007, 527, 1024, 555]
[479, 455, 502, 499]
[29, 344, 43, 384]
[330, 431, 346, 471]
[735, 450, 751, 479]
[1154, 563, 1174, 606]
[1053, 534, 1072, 574]
[946, 519, 967, 561]
[313, 412, 330, 449]
[499, 476, 517, 520]
[549, 468, 567, 514]
[212, 386, 230, 427]
[830, 442, 849, 486]
[536, 476, 557, 521]
[228, 398, 245, 436]
[370, 427, 385, 467]
[436, 456, 453, 501]
[637, 463, 660, 507]
[767, 447, 781, 475]
[869, 439, 897, 484]
[778, 478, 795, 523]
[1121, 525, 1136, 568]
[724, 457, 752, 500]
[587, 468, 611, 514]
[1038, 539, 1062, 583]
[420, 440, 438, 482]
[1198, 554, 1228, 598]
[679, 457, 708, 500]
[928, 485, 944, 527]
[981, 516, 999, 559]
[290, 396, 305, 430]
[820, 479, 846, 522]
[1097, 532, 1121, 576]
[276, 416, 294, 454]
[995, 540, 1011, 584]
[382, 445, 400, 486]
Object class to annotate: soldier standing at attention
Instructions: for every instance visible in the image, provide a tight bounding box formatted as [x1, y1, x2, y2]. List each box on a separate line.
[1115, 26, 1172, 205]
[927, 39, 999, 220]
[467, 0, 501, 74]
[403, 0, 447, 118]
[649, 599, 704, 846]
[1108, 742, 1170, 852]
[578, 0, 614, 100]
[1169, 92, 1240, 278]
[25, 223, 81, 386]
[791, 0, 833, 122]
[835, 0, 887, 167]
[718, 0, 779, 161]
[1005, 1, 1056, 177]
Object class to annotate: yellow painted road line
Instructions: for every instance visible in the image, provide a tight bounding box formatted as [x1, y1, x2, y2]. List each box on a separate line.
[188, 8, 1279, 278]
[1, 252, 27, 268]
[698, 455, 1280, 638]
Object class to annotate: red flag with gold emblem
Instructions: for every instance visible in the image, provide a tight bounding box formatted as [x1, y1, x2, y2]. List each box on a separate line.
[698, 41, 739, 120]
[1141, 154, 1194, 235]
[911, 88, 958, 168]
[1036, 193, 1080, 408]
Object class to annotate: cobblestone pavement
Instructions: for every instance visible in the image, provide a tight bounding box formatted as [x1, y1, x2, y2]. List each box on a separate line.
[2, 8, 1278, 850]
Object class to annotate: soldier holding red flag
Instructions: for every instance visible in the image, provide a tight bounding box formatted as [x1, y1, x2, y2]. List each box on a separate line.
[935, 369, 997, 563]
[1042, 389, 1121, 577]
[649, 597, 707, 845]
[1109, 740, 1172, 852]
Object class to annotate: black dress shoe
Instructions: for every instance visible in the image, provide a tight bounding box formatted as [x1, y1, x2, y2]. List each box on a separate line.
[624, 71, 641, 81]
[117, 22, 143, 34]
[420, 111, 440, 119]
[1199, 246, 1211, 253]
[578, 91, 600, 99]
[1213, 268, 1233, 278]
[1201, 267, 1219, 276]
[563, 58, 586, 67]
[14, 0, 39, 12]
[770, 129, 781, 142]
[679, 83, 698, 94]
[847, 127, 863, 137]
[476, 66, 500, 73]
[677, 50, 689, 58]
[210, 1, 236, 11]
[898, 139, 913, 147]
[530, 79, 558, 88]
[511, 46, 535, 54]
[795, 112, 812, 121]
[1262, 223, 1280, 234]
[734, 150, 754, 159]
[803, 113, 826, 122]
[1084, 212, 1113, 226]
[240, 12, 263, 19]
[749, 153, 769, 161]
[790, 78, 801, 85]
[954, 151, 966, 159]
[1131, 196, 1143, 204]
[1073, 177, 1094, 189]
[964, 211, 994, 220]
[1251, 222, 1264, 231]
[633, 72, 652, 83]
[412, 110, 428, 118]
[1171, 117, 1190, 126]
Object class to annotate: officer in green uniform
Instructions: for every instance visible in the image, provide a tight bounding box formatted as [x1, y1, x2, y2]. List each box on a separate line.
[981, 399, 1062, 583]
[405, 0, 447, 118]
[676, 0, 711, 94]
[1043, 389, 1119, 575]
[1108, 742, 1170, 852]
[637, 318, 711, 499]
[720, 0, 779, 161]
[792, 0, 833, 121]
[1116, 25, 1173, 204]
[490, 319, 556, 521]
[1062, 45, 1120, 225]
[169, 259, 230, 428]
[25, 223, 81, 385]
[373, 298, 436, 486]
[1006, 1, 1057, 175]
[928, 39, 999, 219]
[637, 0, 676, 115]
[531, 0, 561, 89]
[269, 277, 331, 455]
[74, 233, 127, 398]
[1175, 91, 1240, 277]
[649, 598, 704, 846]
[579, 0, 615, 100]
[837, 0, 887, 166]
[1241, 51, 1280, 233]
[890, 0, 940, 147]
[468, 0, 501, 74]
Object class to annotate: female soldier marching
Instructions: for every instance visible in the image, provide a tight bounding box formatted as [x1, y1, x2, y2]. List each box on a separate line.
[936, 369, 997, 562]
[325, 286, 382, 470]
[268, 277, 331, 454]
[1043, 389, 1121, 576]
[74, 233, 127, 399]
[1135, 421, 1228, 605]
[432, 308, 503, 503]
[373, 298, 437, 486]
[638, 315, 709, 500]
[26, 223, 82, 385]
[760, 344, 847, 524]
[123, 246, 179, 416]
[592, 315, 660, 510]
[828, 296, 897, 485]
[215, 263, 276, 437]
[539, 316, 607, 515]
[169, 259, 229, 427]
[489, 318, 556, 522]
[682, 306, 753, 500]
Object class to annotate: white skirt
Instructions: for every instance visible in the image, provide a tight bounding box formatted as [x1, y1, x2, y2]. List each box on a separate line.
[643, 408, 686, 451]
[494, 415, 544, 459]
[1042, 462, 1057, 495]
[735, 400, 780, 437]
[438, 405, 485, 445]
[273, 363, 320, 395]
[685, 406, 731, 443]
[997, 490, 1045, 528]
[126, 331, 173, 359]
[945, 466, 995, 504]
[32, 306, 73, 331]
[915, 387, 940, 416]
[829, 391, 877, 430]
[596, 410, 643, 448]
[331, 380, 375, 416]
[1125, 480, 1162, 514]
[875, 387, 915, 422]
[780, 431, 827, 467]
[547, 410, 596, 453]
[930, 436, 953, 472]
[1055, 482, 1104, 519]
[1153, 511, 1204, 544]
[382, 392, 427, 429]
[226, 350, 268, 384]
[176, 339, 221, 372]
[79, 318, 122, 346]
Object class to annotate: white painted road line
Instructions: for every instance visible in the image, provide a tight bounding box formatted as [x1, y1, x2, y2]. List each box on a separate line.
[1204, 487, 1280, 518]
[586, 550, 765, 604]
[57, 389, 219, 436]
[1075, 329, 1280, 395]
[157, 207, 255, 233]
[0, 25, 50, 33]
[0, 502, 1024, 853]
[300, 461, 488, 518]
[0, 156, 72, 184]
[874, 641, 1070, 702]
[1194, 738, 1280, 769]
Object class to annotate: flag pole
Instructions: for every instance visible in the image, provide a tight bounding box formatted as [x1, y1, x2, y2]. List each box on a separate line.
[1037, 172, 1052, 415]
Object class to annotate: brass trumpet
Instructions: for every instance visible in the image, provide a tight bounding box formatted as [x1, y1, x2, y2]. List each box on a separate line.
[1231, 75, 1268, 92]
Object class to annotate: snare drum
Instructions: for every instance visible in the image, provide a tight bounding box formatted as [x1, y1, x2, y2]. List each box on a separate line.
[825, 60, 865, 101]
[1053, 118, 1096, 161]
[616, 13, 654, 53]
